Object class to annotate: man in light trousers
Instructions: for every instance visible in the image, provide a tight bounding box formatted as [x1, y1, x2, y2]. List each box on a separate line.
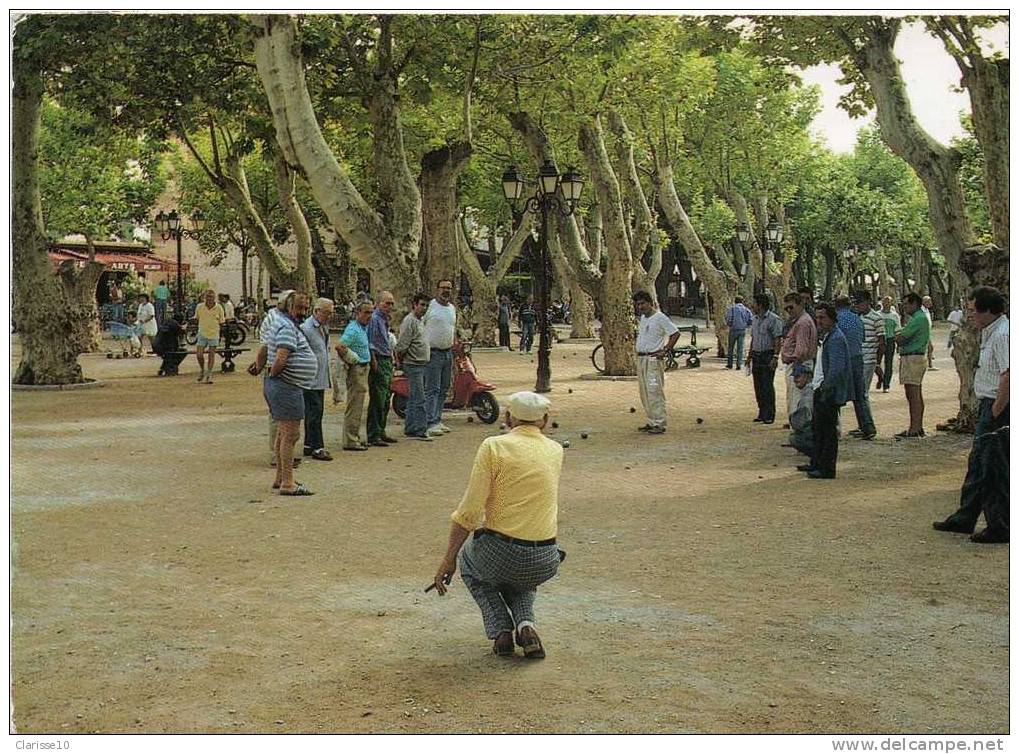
[424, 279, 457, 437]
[633, 290, 680, 435]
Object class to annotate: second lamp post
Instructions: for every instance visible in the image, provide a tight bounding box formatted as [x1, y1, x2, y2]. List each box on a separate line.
[153, 209, 205, 322]
[502, 160, 584, 393]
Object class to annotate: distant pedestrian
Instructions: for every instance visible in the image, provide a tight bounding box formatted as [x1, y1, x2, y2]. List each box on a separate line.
[933, 286, 1009, 543]
[748, 293, 784, 424]
[395, 293, 433, 441]
[337, 299, 373, 451]
[153, 279, 171, 324]
[518, 295, 536, 354]
[219, 293, 235, 321]
[498, 295, 512, 349]
[947, 301, 965, 354]
[135, 293, 158, 354]
[633, 290, 680, 435]
[300, 297, 334, 461]
[724, 296, 754, 369]
[424, 279, 457, 436]
[195, 289, 225, 383]
[801, 303, 851, 480]
[109, 279, 125, 323]
[367, 291, 399, 447]
[877, 296, 900, 392]
[921, 295, 937, 370]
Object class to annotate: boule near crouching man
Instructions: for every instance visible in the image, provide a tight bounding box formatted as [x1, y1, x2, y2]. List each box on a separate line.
[431, 391, 564, 659]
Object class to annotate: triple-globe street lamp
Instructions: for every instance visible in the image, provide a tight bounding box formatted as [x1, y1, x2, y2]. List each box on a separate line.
[153, 209, 206, 322]
[735, 219, 783, 295]
[501, 160, 584, 393]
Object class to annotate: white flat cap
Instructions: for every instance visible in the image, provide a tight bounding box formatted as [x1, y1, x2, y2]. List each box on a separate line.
[506, 391, 551, 421]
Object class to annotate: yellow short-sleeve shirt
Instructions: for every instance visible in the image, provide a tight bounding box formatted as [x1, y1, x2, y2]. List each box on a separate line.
[196, 303, 225, 339]
[450, 425, 564, 541]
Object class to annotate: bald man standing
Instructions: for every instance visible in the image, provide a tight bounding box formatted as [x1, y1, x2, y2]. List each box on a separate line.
[367, 290, 399, 446]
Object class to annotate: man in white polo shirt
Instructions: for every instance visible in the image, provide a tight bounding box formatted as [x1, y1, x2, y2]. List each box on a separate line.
[424, 278, 457, 437]
[933, 286, 1009, 543]
[633, 290, 680, 435]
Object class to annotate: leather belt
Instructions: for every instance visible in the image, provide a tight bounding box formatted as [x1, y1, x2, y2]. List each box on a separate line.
[475, 528, 556, 547]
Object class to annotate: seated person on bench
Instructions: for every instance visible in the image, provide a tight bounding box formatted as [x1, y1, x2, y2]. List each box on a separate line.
[153, 314, 186, 376]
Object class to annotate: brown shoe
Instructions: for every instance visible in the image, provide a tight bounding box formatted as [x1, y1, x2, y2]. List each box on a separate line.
[515, 626, 545, 659]
[492, 631, 515, 657]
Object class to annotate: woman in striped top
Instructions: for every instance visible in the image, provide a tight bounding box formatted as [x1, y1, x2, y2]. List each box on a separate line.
[264, 291, 319, 496]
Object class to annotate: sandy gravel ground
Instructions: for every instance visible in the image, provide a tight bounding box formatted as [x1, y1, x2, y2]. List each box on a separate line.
[10, 326, 1008, 733]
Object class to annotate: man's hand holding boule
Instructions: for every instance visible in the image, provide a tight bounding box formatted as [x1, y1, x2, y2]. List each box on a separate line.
[433, 559, 456, 595]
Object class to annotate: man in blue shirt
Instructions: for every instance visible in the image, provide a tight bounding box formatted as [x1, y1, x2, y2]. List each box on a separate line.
[366, 291, 399, 447]
[800, 302, 851, 479]
[835, 295, 875, 440]
[724, 296, 754, 369]
[337, 299, 373, 451]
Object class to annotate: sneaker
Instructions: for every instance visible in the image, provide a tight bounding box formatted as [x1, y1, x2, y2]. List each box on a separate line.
[438, 423, 452, 433]
[647, 426, 666, 435]
[204, 371, 214, 384]
[196, 372, 206, 382]
[408, 434, 434, 442]
[426, 425, 444, 437]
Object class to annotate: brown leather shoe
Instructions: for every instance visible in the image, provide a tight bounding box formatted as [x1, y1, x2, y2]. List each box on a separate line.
[515, 626, 545, 659]
[492, 631, 515, 657]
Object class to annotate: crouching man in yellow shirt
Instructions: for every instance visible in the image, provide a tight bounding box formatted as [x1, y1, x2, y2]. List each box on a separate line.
[431, 391, 564, 659]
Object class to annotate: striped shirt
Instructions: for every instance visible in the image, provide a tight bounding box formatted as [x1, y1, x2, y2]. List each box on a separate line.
[858, 308, 884, 365]
[266, 315, 318, 389]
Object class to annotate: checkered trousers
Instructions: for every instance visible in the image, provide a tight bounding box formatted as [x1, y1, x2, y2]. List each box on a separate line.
[458, 533, 560, 639]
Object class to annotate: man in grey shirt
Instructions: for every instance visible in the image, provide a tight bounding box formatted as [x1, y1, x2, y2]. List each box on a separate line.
[748, 293, 784, 424]
[395, 293, 433, 440]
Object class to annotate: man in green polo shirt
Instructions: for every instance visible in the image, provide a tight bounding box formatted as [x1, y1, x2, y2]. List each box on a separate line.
[894, 292, 930, 439]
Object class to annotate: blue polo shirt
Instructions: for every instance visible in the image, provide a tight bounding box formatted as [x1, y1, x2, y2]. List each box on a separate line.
[339, 319, 371, 364]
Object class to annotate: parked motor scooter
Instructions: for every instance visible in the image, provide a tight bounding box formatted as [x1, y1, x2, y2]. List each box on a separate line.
[390, 341, 500, 423]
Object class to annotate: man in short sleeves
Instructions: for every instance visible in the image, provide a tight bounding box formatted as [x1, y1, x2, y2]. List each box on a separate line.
[632, 290, 680, 435]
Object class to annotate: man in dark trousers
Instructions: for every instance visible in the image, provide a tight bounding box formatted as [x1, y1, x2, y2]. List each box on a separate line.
[798, 302, 850, 479]
[748, 293, 784, 424]
[933, 286, 1009, 543]
[497, 295, 512, 349]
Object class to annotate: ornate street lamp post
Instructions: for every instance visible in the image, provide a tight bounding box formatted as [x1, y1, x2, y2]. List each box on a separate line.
[153, 209, 205, 322]
[501, 160, 584, 392]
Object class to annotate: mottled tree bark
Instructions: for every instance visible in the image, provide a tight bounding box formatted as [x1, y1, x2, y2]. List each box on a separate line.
[12, 68, 86, 384]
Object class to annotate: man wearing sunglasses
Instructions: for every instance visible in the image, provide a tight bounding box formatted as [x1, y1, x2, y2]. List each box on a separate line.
[779, 292, 818, 424]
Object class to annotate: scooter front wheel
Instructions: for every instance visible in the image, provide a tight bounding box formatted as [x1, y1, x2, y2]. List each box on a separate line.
[473, 392, 500, 424]
[391, 393, 408, 419]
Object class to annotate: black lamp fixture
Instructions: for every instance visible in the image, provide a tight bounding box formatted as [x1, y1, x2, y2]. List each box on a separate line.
[765, 219, 784, 246]
[154, 207, 205, 322]
[501, 158, 585, 392]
